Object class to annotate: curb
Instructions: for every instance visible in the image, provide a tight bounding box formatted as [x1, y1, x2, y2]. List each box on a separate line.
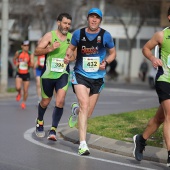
[60, 126, 167, 164]
[0, 92, 17, 99]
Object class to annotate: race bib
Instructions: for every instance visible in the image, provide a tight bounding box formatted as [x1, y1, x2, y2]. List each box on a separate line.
[167, 55, 170, 68]
[51, 58, 66, 72]
[83, 57, 100, 72]
[40, 57, 45, 67]
[19, 62, 28, 70]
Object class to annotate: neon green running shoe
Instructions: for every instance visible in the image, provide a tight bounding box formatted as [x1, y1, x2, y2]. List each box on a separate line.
[68, 102, 79, 128]
[78, 144, 90, 156]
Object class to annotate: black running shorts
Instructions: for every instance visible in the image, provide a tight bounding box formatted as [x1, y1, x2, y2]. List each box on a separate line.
[41, 73, 69, 98]
[15, 72, 30, 81]
[71, 72, 104, 95]
[155, 81, 170, 103]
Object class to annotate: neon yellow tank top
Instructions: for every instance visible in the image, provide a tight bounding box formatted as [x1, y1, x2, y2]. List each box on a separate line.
[157, 28, 170, 82]
[41, 30, 72, 79]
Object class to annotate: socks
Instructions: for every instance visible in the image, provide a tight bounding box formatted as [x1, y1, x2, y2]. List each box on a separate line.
[38, 103, 47, 121]
[80, 141, 86, 147]
[50, 126, 56, 132]
[140, 134, 147, 143]
[168, 151, 170, 159]
[52, 106, 63, 128]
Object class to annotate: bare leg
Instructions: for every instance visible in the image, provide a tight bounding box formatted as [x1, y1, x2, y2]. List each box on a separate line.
[161, 100, 170, 150]
[36, 76, 41, 100]
[74, 84, 100, 142]
[74, 85, 90, 142]
[87, 93, 100, 118]
[143, 105, 164, 140]
[15, 77, 22, 95]
[22, 81, 30, 103]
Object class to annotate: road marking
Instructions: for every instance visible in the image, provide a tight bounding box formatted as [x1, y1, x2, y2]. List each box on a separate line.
[24, 124, 157, 170]
[105, 88, 156, 95]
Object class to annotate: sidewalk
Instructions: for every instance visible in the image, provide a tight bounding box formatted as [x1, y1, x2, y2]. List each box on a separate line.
[59, 126, 167, 164]
[0, 77, 36, 99]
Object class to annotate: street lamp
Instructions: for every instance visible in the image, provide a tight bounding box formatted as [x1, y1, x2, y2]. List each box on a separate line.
[0, 0, 9, 93]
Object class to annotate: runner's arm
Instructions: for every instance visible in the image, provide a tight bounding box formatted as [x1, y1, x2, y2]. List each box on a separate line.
[142, 31, 163, 68]
[34, 57, 38, 69]
[29, 53, 34, 68]
[70, 48, 77, 62]
[13, 51, 19, 67]
[64, 44, 76, 64]
[34, 32, 60, 56]
[100, 47, 116, 70]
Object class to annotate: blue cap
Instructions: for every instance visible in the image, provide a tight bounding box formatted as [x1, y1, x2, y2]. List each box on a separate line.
[88, 8, 102, 18]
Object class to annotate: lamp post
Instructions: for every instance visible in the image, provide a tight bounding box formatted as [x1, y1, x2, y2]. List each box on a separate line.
[0, 0, 9, 93]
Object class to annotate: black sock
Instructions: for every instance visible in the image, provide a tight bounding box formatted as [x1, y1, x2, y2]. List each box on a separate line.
[38, 103, 47, 121]
[52, 106, 63, 128]
[168, 151, 170, 159]
[139, 134, 146, 143]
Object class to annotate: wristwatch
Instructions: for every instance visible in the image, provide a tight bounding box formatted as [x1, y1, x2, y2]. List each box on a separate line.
[105, 60, 109, 69]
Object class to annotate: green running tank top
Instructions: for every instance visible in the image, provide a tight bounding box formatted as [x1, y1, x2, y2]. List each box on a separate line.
[41, 30, 72, 79]
[157, 28, 170, 83]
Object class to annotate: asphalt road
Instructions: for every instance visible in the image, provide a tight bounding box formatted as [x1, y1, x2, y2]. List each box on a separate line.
[0, 77, 166, 170]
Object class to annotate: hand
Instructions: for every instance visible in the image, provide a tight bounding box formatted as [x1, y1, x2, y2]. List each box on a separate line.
[151, 57, 162, 68]
[99, 60, 107, 70]
[53, 41, 60, 47]
[64, 54, 70, 64]
[15, 61, 19, 67]
[50, 41, 60, 52]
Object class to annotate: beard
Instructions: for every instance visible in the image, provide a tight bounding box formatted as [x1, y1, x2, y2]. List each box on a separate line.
[58, 25, 68, 35]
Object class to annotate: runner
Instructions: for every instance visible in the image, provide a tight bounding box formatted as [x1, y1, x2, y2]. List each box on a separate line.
[13, 40, 34, 109]
[34, 13, 75, 141]
[64, 8, 116, 155]
[133, 7, 170, 167]
[34, 54, 45, 103]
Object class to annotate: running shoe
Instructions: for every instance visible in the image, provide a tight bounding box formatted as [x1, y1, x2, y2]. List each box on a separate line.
[68, 102, 79, 128]
[78, 143, 90, 156]
[35, 119, 45, 138]
[47, 128, 57, 141]
[20, 102, 26, 109]
[16, 93, 21, 101]
[133, 134, 146, 161]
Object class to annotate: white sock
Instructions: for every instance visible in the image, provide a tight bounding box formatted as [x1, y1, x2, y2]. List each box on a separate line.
[80, 141, 86, 146]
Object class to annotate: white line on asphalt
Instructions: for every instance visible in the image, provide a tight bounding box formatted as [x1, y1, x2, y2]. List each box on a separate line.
[24, 124, 156, 170]
[105, 88, 155, 95]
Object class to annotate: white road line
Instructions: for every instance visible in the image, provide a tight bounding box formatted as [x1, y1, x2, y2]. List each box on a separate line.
[24, 124, 157, 170]
[105, 88, 155, 95]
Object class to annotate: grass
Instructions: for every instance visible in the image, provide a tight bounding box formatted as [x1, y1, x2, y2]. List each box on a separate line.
[87, 108, 164, 148]
[7, 87, 16, 92]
